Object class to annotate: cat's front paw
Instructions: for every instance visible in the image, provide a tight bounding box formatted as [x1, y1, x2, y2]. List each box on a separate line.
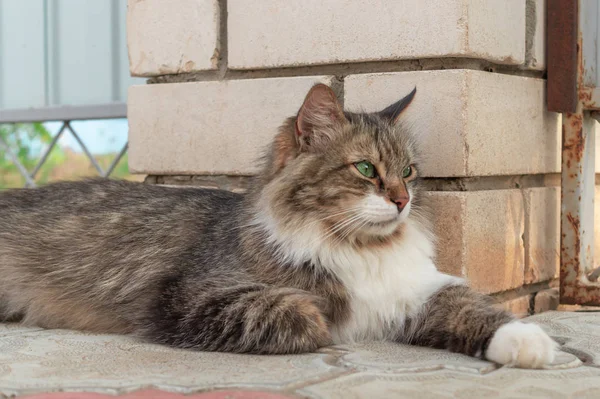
[485, 321, 558, 369]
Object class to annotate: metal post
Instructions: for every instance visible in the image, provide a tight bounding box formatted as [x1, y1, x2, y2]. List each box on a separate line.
[560, 107, 598, 304]
[548, 0, 600, 305]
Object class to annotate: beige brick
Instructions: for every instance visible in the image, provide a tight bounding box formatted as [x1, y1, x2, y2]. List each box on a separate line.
[428, 190, 525, 294]
[429, 193, 466, 279]
[496, 295, 531, 318]
[228, 0, 525, 69]
[128, 76, 335, 174]
[534, 288, 559, 314]
[344, 70, 560, 177]
[524, 187, 560, 284]
[127, 0, 219, 76]
[525, 0, 546, 70]
[130, 71, 559, 177]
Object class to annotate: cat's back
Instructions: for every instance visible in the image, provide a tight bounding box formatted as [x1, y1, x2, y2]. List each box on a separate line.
[0, 178, 242, 219]
[0, 178, 244, 267]
[0, 179, 245, 329]
[0, 178, 243, 236]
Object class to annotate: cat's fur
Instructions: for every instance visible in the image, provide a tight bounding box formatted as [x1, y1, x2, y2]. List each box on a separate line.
[0, 84, 557, 367]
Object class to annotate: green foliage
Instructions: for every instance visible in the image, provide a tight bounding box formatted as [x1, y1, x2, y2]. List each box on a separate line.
[0, 123, 139, 189]
[0, 123, 57, 188]
[112, 153, 131, 178]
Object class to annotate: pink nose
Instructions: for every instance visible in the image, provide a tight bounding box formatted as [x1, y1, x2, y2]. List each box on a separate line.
[393, 195, 410, 212]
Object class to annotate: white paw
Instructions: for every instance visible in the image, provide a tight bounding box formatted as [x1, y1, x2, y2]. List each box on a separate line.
[485, 321, 558, 369]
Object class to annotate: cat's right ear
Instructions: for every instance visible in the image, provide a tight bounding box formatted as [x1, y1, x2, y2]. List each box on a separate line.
[295, 84, 347, 151]
[378, 87, 417, 123]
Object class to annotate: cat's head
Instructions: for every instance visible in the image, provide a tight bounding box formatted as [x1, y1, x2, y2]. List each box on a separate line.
[252, 84, 428, 256]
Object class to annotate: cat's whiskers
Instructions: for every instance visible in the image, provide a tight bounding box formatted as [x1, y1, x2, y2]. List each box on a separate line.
[325, 214, 363, 237]
[316, 213, 365, 246]
[296, 207, 364, 232]
[243, 206, 362, 236]
[333, 217, 371, 247]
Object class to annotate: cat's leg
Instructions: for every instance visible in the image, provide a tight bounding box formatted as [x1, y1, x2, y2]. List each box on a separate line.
[0, 301, 7, 322]
[0, 294, 16, 322]
[400, 284, 558, 369]
[143, 284, 332, 354]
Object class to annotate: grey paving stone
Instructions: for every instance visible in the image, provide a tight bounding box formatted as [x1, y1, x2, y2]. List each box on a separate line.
[0, 310, 596, 398]
[332, 340, 580, 376]
[0, 329, 347, 397]
[0, 323, 43, 336]
[300, 367, 600, 399]
[527, 311, 600, 365]
[333, 341, 498, 375]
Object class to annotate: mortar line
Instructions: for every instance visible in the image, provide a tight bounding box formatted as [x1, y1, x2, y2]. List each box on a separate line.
[146, 173, 566, 192]
[145, 57, 545, 85]
[216, 0, 228, 79]
[491, 280, 557, 303]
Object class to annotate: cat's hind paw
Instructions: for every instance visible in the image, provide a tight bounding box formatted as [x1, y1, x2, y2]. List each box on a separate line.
[485, 321, 558, 369]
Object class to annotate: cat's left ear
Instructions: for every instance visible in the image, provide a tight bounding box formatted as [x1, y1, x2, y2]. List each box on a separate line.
[378, 87, 417, 123]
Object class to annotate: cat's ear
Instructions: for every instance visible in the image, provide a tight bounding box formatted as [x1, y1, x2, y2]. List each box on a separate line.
[295, 84, 347, 150]
[378, 87, 417, 123]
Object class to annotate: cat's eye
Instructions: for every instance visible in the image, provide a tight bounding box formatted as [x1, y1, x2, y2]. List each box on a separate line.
[355, 161, 376, 178]
[402, 166, 413, 178]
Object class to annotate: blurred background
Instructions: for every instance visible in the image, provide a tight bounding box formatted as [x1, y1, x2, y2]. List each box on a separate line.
[0, 0, 143, 189]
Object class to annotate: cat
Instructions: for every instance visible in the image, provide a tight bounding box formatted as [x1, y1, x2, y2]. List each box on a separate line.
[0, 84, 557, 368]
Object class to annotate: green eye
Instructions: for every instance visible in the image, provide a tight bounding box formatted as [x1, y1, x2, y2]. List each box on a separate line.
[402, 166, 413, 178]
[355, 161, 376, 178]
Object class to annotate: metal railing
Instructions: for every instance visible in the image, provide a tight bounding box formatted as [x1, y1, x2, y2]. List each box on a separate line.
[0, 103, 128, 188]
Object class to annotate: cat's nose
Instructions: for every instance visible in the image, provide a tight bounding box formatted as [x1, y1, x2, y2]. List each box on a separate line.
[393, 195, 410, 212]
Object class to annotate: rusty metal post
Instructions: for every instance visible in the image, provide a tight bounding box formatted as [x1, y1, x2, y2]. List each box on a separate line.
[560, 107, 598, 305]
[548, 0, 600, 305]
[547, 0, 578, 113]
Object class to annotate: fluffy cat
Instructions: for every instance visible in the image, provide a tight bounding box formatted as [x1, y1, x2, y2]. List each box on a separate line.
[0, 84, 557, 368]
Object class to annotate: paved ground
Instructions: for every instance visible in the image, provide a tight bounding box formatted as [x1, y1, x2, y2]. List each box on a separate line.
[1, 311, 600, 399]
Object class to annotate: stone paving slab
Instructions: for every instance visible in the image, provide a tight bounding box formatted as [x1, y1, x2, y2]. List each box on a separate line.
[0, 311, 598, 398]
[0, 325, 43, 337]
[0, 328, 346, 397]
[300, 367, 600, 399]
[333, 340, 581, 374]
[526, 311, 600, 365]
[20, 391, 298, 399]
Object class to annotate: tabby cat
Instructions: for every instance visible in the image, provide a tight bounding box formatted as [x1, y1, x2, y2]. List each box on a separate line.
[0, 84, 557, 368]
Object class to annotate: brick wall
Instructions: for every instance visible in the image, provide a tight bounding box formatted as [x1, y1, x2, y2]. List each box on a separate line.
[126, 0, 597, 316]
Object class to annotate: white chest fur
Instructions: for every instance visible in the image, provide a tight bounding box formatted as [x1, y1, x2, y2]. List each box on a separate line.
[319, 221, 462, 343]
[256, 204, 463, 343]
